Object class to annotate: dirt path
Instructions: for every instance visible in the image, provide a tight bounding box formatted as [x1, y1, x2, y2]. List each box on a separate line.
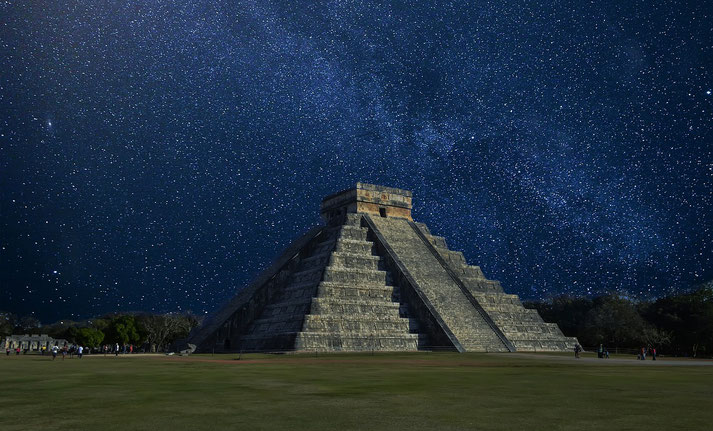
[70, 351, 713, 367]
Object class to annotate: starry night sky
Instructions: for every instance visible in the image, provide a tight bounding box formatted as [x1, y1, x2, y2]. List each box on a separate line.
[1, 1, 712, 322]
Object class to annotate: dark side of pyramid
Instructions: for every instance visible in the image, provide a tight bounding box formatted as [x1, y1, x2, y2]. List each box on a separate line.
[187, 183, 578, 353]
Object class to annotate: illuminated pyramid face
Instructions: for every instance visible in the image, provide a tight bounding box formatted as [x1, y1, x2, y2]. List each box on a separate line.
[188, 184, 577, 353]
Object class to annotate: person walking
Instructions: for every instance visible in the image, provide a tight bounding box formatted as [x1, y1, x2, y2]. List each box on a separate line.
[652, 347, 657, 360]
[574, 344, 581, 359]
[115, 343, 119, 357]
[61, 345, 67, 361]
[5, 347, 9, 356]
[51, 345, 58, 360]
[78, 345, 83, 359]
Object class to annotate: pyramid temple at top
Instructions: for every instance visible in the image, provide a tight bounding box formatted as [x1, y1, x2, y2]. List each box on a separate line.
[187, 183, 578, 353]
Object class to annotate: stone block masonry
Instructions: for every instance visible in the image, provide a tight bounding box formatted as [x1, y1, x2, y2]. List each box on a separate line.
[187, 183, 578, 353]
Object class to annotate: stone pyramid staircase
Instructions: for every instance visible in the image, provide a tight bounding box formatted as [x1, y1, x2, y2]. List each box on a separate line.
[367, 216, 511, 352]
[414, 223, 578, 351]
[238, 214, 422, 352]
[186, 183, 578, 353]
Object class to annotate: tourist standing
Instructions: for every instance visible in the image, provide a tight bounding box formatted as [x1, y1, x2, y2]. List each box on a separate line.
[5, 347, 9, 356]
[574, 344, 581, 359]
[15, 347, 20, 355]
[51, 345, 58, 360]
[78, 345, 83, 359]
[115, 343, 119, 356]
[652, 347, 657, 360]
[61, 345, 67, 360]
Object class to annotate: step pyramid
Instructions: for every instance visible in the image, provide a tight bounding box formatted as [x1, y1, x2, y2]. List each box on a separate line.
[187, 183, 578, 353]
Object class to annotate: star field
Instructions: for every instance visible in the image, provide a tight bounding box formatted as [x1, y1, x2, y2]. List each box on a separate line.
[1, 1, 712, 322]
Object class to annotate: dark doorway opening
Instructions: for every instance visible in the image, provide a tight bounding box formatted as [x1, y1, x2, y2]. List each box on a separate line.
[379, 207, 387, 217]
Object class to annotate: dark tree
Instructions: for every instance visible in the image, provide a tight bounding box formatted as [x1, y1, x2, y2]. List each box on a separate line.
[102, 315, 145, 345]
[643, 287, 713, 357]
[0, 312, 17, 337]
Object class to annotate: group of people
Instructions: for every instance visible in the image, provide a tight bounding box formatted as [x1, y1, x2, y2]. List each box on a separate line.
[100, 343, 136, 356]
[573, 344, 610, 358]
[597, 344, 610, 359]
[574, 343, 659, 360]
[4, 344, 89, 360]
[638, 346, 657, 360]
[5, 343, 141, 359]
[50, 344, 87, 360]
[5, 347, 23, 356]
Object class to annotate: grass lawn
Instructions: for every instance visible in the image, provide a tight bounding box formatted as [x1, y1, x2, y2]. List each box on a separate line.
[1, 352, 711, 430]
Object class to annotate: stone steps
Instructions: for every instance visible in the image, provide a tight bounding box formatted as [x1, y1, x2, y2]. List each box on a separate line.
[289, 267, 325, 285]
[336, 225, 369, 241]
[328, 252, 382, 271]
[235, 214, 421, 353]
[238, 332, 299, 352]
[479, 311, 545, 324]
[310, 297, 402, 317]
[478, 304, 533, 313]
[471, 293, 522, 305]
[248, 317, 304, 334]
[499, 324, 563, 334]
[278, 284, 320, 301]
[313, 239, 338, 255]
[414, 223, 577, 352]
[239, 331, 421, 352]
[322, 266, 388, 285]
[427, 235, 448, 248]
[334, 238, 374, 254]
[298, 252, 333, 271]
[463, 279, 504, 292]
[260, 299, 312, 319]
[369, 216, 510, 353]
[295, 332, 421, 351]
[315, 282, 397, 301]
[450, 265, 484, 279]
[508, 333, 572, 342]
[342, 213, 364, 227]
[248, 311, 417, 335]
[302, 315, 415, 333]
[512, 340, 576, 351]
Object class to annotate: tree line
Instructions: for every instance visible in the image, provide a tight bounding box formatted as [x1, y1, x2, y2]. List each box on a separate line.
[3, 285, 711, 356]
[524, 285, 713, 357]
[0, 312, 200, 352]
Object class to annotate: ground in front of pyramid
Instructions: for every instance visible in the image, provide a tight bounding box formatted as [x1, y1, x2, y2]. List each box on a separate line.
[186, 183, 579, 353]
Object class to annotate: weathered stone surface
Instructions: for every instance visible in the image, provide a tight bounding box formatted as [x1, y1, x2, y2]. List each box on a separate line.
[367, 216, 510, 352]
[419, 228, 578, 351]
[187, 183, 578, 353]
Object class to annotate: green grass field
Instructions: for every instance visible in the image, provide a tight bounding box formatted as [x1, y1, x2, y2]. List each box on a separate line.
[1, 352, 711, 430]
